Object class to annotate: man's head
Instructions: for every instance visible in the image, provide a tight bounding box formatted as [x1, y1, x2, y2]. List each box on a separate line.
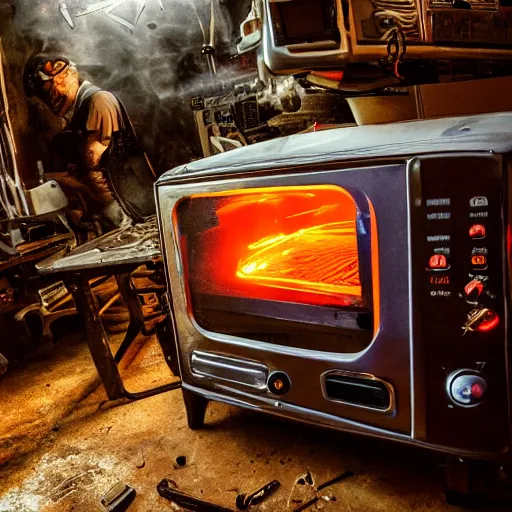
[24, 54, 80, 117]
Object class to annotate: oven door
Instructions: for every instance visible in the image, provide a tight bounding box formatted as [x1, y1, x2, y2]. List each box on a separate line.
[157, 163, 412, 437]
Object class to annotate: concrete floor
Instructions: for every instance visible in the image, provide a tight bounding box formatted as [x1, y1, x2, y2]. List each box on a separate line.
[0, 328, 492, 512]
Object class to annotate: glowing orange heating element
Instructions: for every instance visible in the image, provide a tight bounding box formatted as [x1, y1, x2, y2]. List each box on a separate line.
[236, 221, 361, 299]
[179, 185, 373, 310]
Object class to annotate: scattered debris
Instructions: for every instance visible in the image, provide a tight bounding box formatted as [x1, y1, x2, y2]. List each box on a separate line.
[99, 481, 136, 511]
[157, 478, 234, 512]
[288, 472, 317, 512]
[291, 471, 354, 512]
[235, 479, 280, 510]
[50, 471, 94, 502]
[297, 472, 314, 486]
[174, 455, 187, 469]
[136, 458, 145, 470]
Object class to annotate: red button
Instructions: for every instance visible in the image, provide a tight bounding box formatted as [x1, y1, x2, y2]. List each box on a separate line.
[471, 382, 485, 399]
[477, 311, 499, 332]
[469, 224, 486, 239]
[429, 254, 448, 269]
[464, 279, 484, 300]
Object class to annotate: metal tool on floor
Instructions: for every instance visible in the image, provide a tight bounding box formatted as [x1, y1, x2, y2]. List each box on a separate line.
[157, 478, 234, 512]
[99, 481, 136, 512]
[236, 480, 280, 510]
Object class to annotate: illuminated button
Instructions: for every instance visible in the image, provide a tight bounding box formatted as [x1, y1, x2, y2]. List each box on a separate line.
[469, 224, 486, 239]
[477, 310, 499, 332]
[471, 382, 485, 399]
[448, 372, 487, 406]
[471, 254, 487, 270]
[429, 254, 448, 270]
[274, 379, 284, 391]
[268, 372, 291, 396]
[464, 279, 484, 302]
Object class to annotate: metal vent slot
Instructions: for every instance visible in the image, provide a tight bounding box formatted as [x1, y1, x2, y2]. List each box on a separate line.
[190, 351, 268, 390]
[324, 374, 391, 411]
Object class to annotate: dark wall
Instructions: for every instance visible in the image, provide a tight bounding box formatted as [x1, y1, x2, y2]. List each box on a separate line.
[2, 0, 251, 186]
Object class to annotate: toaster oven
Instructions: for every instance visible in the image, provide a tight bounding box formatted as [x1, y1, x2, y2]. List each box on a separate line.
[156, 113, 512, 476]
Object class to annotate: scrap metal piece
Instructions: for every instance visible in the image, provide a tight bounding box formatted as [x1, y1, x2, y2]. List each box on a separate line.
[15, 280, 76, 341]
[59, 2, 75, 29]
[157, 479, 234, 512]
[135, 0, 146, 25]
[76, 0, 162, 27]
[236, 480, 280, 510]
[105, 3, 136, 32]
[99, 481, 136, 511]
[76, 0, 124, 17]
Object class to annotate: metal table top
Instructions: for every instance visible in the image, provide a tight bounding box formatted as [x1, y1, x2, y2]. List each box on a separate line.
[36, 216, 161, 275]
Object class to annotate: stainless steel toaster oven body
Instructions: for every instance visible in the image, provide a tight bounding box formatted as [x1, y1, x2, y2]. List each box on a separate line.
[156, 112, 512, 462]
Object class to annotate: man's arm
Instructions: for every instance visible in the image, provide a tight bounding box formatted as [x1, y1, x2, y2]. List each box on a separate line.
[82, 131, 114, 205]
[83, 131, 109, 170]
[82, 90, 121, 170]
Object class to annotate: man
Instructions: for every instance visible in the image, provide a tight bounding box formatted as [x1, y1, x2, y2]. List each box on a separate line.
[23, 54, 155, 230]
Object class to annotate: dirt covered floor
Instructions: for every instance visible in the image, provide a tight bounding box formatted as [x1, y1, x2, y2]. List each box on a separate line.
[0, 328, 497, 512]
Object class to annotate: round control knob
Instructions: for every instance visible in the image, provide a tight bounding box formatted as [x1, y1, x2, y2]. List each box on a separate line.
[448, 372, 487, 406]
[268, 372, 291, 396]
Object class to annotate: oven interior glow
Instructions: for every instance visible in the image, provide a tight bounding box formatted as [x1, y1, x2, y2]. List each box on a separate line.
[177, 185, 373, 310]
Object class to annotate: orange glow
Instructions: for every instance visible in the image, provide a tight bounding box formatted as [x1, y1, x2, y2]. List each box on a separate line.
[236, 221, 361, 299]
[369, 200, 380, 335]
[471, 255, 487, 266]
[477, 313, 499, 332]
[178, 185, 375, 309]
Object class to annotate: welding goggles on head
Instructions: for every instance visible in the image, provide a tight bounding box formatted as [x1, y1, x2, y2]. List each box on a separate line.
[23, 55, 74, 100]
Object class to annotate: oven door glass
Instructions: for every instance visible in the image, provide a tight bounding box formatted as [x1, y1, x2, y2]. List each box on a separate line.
[175, 185, 377, 353]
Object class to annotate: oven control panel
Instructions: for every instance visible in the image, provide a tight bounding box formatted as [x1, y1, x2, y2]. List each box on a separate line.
[410, 155, 509, 453]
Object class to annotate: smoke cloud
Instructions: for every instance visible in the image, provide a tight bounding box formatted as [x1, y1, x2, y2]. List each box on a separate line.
[11, 0, 251, 175]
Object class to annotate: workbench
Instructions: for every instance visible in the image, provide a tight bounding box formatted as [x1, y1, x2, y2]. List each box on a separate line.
[36, 216, 181, 401]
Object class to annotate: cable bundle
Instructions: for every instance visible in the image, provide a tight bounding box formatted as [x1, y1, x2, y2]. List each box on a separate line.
[370, 0, 420, 39]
